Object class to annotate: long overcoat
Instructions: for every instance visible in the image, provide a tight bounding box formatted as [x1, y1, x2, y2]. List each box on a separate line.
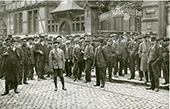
[138, 41, 150, 72]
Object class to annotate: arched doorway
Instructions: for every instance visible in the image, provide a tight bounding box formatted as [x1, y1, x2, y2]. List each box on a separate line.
[59, 21, 71, 35]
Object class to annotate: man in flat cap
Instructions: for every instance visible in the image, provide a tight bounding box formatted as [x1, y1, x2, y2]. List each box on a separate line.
[127, 36, 140, 80]
[49, 40, 67, 91]
[72, 38, 82, 81]
[84, 39, 94, 83]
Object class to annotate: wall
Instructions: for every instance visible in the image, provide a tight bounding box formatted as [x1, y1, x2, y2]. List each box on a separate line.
[166, 3, 170, 38]
[141, 1, 167, 38]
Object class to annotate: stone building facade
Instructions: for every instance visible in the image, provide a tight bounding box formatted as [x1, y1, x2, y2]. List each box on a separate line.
[141, 0, 169, 38]
[0, 0, 169, 38]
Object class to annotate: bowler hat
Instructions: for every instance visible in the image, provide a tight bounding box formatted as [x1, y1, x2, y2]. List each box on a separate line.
[57, 35, 62, 39]
[151, 36, 156, 41]
[5, 35, 12, 41]
[163, 37, 170, 41]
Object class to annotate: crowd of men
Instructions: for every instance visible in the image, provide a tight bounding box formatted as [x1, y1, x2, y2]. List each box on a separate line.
[0, 32, 169, 95]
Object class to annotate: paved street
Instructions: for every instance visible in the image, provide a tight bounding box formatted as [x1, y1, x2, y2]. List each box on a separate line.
[0, 76, 169, 109]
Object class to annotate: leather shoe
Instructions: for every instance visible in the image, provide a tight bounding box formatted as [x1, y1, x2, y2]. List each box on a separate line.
[139, 78, 143, 81]
[41, 77, 47, 80]
[100, 86, 104, 88]
[93, 84, 100, 87]
[14, 90, 19, 94]
[62, 87, 67, 91]
[146, 87, 154, 90]
[161, 82, 168, 85]
[128, 77, 134, 80]
[23, 82, 28, 84]
[144, 81, 148, 85]
[155, 88, 159, 92]
[1, 91, 9, 96]
[54, 88, 58, 91]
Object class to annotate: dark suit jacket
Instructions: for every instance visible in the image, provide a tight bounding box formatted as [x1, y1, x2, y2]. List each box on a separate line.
[33, 42, 47, 63]
[3, 47, 21, 83]
[22, 46, 31, 65]
[94, 46, 107, 68]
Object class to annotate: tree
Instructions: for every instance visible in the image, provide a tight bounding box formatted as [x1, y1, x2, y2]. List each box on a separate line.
[95, 0, 143, 13]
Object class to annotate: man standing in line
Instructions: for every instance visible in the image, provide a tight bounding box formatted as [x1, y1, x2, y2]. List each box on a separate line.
[138, 35, 150, 83]
[49, 40, 67, 91]
[1, 35, 20, 95]
[93, 38, 107, 88]
[72, 38, 82, 81]
[21, 38, 32, 84]
[162, 37, 169, 84]
[146, 36, 161, 92]
[103, 38, 115, 82]
[33, 35, 47, 80]
[114, 36, 124, 77]
[128, 37, 139, 80]
[0, 37, 5, 78]
[84, 39, 94, 83]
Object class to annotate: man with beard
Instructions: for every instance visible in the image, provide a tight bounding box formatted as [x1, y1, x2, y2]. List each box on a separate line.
[1, 35, 20, 95]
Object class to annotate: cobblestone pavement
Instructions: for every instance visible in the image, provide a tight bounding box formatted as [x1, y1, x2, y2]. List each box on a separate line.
[0, 76, 169, 109]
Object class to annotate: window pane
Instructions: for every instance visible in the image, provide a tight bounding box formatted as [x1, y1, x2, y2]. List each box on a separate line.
[81, 22, 85, 31]
[76, 23, 80, 31]
[73, 23, 75, 31]
[56, 25, 58, 32]
[81, 16, 84, 21]
[76, 17, 79, 21]
[52, 25, 54, 32]
[19, 13, 23, 33]
[52, 20, 54, 23]
[28, 11, 32, 33]
[14, 14, 17, 34]
[48, 25, 51, 33]
[34, 10, 38, 33]
[48, 20, 50, 24]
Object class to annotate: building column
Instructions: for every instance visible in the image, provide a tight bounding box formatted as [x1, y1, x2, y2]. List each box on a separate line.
[166, 3, 170, 38]
[22, 10, 28, 34]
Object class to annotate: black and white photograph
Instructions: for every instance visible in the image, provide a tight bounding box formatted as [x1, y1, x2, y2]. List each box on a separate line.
[0, 0, 169, 108]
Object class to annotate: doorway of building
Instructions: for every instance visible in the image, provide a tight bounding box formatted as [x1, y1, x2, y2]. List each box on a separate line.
[59, 21, 71, 35]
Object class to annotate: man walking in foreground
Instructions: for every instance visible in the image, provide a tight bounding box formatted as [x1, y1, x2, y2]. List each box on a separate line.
[49, 40, 67, 91]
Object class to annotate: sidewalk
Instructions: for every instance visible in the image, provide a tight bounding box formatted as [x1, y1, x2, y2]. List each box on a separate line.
[88, 69, 169, 90]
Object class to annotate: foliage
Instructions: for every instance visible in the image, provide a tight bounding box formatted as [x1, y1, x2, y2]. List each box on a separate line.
[95, 0, 143, 13]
